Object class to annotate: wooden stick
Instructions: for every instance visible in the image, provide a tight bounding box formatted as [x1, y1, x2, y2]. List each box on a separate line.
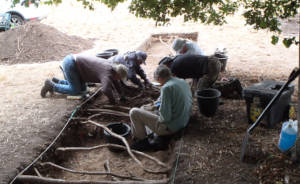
[79, 88, 103, 108]
[87, 109, 129, 117]
[104, 160, 119, 181]
[34, 167, 42, 177]
[56, 143, 167, 167]
[82, 121, 170, 174]
[104, 160, 110, 173]
[40, 162, 144, 181]
[71, 117, 86, 121]
[102, 105, 131, 111]
[128, 92, 144, 101]
[16, 175, 170, 184]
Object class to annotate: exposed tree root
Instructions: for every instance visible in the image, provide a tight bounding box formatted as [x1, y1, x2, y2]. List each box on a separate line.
[56, 143, 167, 168]
[39, 162, 145, 181]
[82, 120, 172, 174]
[16, 175, 170, 184]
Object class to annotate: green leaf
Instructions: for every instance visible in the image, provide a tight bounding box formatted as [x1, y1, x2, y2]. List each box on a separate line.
[271, 36, 279, 45]
[13, 0, 299, 47]
[283, 38, 293, 48]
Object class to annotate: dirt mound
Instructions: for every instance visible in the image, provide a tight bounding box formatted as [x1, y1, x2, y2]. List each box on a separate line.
[0, 21, 94, 65]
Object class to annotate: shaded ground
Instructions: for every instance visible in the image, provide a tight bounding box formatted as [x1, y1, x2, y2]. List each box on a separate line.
[175, 72, 300, 184]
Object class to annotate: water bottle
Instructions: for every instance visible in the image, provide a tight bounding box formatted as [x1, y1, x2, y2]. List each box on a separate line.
[278, 120, 298, 151]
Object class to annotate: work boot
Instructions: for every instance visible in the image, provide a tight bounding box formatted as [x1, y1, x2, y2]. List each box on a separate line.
[51, 77, 60, 83]
[41, 79, 54, 98]
[130, 138, 152, 151]
[148, 133, 170, 151]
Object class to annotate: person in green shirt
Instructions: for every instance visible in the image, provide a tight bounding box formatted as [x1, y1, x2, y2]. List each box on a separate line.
[129, 65, 192, 150]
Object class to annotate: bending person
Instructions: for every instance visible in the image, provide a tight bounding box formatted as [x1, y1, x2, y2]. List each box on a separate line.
[109, 51, 150, 88]
[159, 54, 221, 92]
[172, 38, 205, 56]
[40, 54, 128, 104]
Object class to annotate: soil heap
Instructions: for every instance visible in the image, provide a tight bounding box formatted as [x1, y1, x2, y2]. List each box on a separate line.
[0, 21, 93, 65]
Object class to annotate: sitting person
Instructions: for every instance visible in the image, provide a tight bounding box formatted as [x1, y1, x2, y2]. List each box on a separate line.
[159, 54, 221, 92]
[129, 65, 192, 151]
[172, 38, 205, 56]
[40, 54, 128, 104]
[109, 50, 151, 89]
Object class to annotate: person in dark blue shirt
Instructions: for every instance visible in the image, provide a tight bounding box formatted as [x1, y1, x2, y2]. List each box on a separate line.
[109, 51, 150, 88]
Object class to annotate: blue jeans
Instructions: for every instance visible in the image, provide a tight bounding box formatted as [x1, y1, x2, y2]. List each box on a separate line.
[53, 54, 86, 95]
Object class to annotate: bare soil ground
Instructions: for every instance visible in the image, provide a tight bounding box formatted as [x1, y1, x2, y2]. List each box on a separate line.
[0, 0, 299, 183]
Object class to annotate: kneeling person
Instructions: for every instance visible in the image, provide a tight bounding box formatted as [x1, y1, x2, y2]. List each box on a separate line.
[40, 54, 128, 104]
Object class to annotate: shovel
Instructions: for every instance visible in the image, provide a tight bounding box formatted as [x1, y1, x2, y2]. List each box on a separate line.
[240, 67, 300, 161]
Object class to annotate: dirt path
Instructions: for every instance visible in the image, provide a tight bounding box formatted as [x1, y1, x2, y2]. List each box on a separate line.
[0, 0, 298, 183]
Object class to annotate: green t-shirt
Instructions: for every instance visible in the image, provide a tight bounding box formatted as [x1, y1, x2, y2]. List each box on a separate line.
[159, 77, 192, 132]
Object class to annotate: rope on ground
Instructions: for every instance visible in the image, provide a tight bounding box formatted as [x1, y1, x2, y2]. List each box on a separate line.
[170, 129, 185, 184]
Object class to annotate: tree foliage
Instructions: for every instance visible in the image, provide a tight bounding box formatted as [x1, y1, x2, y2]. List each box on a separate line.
[13, 0, 299, 47]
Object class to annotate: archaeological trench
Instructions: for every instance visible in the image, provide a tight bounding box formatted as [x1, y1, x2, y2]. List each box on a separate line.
[10, 33, 199, 184]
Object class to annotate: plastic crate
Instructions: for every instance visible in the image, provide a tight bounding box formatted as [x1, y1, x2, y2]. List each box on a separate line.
[243, 80, 294, 128]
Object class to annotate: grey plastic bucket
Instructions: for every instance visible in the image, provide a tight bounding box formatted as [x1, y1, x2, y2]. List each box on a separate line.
[96, 52, 114, 59]
[104, 49, 119, 56]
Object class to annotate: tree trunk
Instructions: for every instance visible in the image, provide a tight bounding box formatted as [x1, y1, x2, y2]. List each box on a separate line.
[297, 36, 300, 160]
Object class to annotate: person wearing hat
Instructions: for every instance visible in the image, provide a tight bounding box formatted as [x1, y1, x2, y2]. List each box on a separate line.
[172, 38, 204, 56]
[109, 51, 151, 88]
[159, 54, 221, 92]
[41, 54, 128, 104]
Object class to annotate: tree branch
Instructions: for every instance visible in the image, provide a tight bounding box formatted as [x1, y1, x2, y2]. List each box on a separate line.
[34, 167, 42, 177]
[104, 160, 119, 181]
[102, 105, 131, 111]
[87, 109, 129, 117]
[56, 143, 167, 168]
[16, 175, 170, 184]
[40, 162, 144, 181]
[81, 120, 170, 174]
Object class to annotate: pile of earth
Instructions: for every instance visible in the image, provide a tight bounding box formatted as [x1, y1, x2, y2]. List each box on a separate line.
[0, 21, 94, 65]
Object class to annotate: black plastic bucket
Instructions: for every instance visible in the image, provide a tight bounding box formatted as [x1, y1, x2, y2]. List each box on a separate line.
[104, 49, 119, 56]
[104, 122, 131, 152]
[96, 52, 114, 59]
[197, 88, 221, 117]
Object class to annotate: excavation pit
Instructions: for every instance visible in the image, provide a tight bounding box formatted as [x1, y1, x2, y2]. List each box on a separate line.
[12, 32, 198, 184]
